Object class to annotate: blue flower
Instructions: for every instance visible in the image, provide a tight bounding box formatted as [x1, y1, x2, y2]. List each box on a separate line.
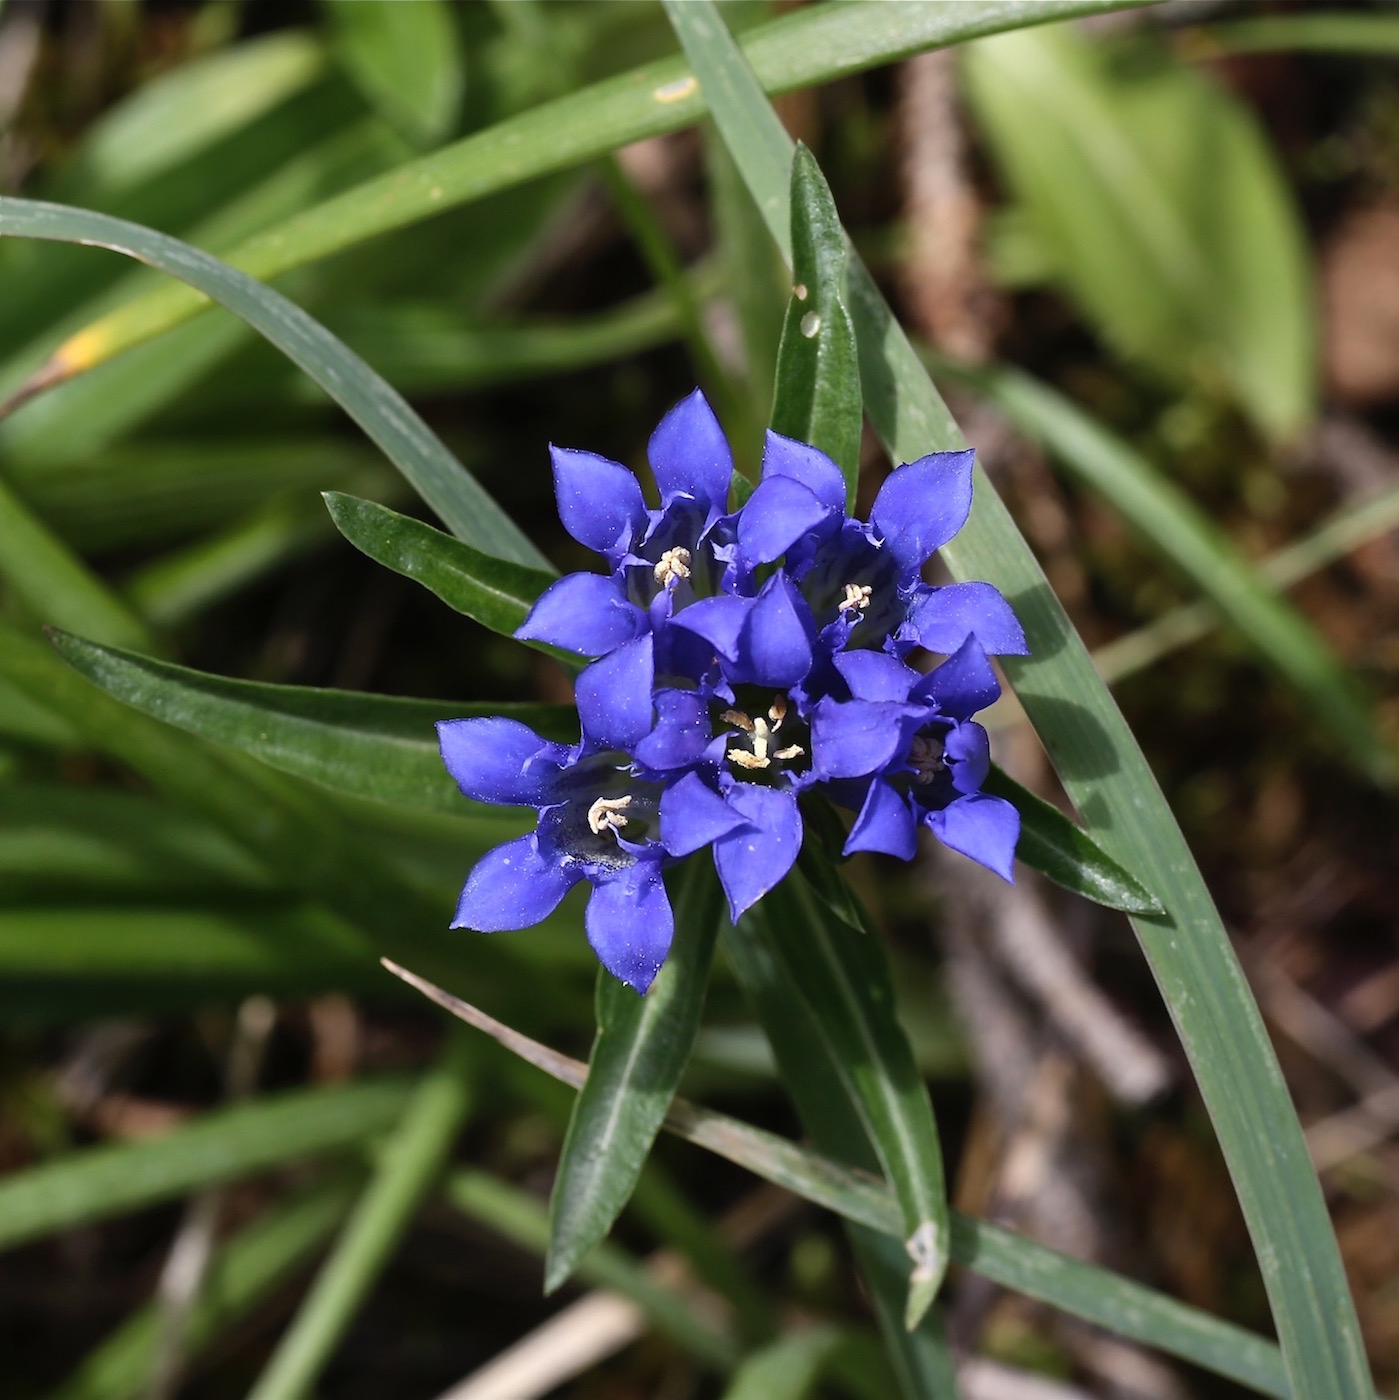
[438, 716, 674, 993]
[809, 639, 1020, 880]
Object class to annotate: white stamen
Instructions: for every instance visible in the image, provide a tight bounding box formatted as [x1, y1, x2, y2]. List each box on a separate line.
[653, 546, 692, 586]
[909, 736, 944, 782]
[839, 583, 873, 614]
[724, 709, 771, 769]
[774, 744, 805, 761]
[587, 794, 632, 835]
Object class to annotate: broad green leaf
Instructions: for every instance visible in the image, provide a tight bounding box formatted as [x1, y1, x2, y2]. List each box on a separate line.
[770, 144, 861, 500]
[18, 1, 1139, 388]
[246, 1033, 474, 1400]
[327, 0, 463, 145]
[0, 1080, 411, 1254]
[48, 630, 574, 815]
[984, 765, 1161, 914]
[446, 1170, 739, 1372]
[664, 6, 1373, 1397]
[323, 492, 555, 640]
[73, 31, 327, 192]
[0, 474, 155, 652]
[933, 356, 1397, 789]
[761, 873, 949, 1329]
[46, 1180, 356, 1400]
[962, 25, 1314, 442]
[391, 963, 1295, 1400]
[0, 200, 546, 567]
[547, 858, 723, 1292]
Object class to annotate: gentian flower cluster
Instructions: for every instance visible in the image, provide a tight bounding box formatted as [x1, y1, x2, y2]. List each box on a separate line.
[439, 391, 1028, 993]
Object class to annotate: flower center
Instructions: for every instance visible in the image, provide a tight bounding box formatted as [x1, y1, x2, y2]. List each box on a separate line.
[724, 695, 805, 772]
[839, 582, 872, 614]
[909, 734, 945, 783]
[653, 546, 692, 587]
[587, 794, 633, 836]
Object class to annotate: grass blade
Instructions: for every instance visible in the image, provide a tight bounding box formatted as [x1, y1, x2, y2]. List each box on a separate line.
[547, 859, 723, 1292]
[384, 963, 1299, 1400]
[1190, 13, 1399, 57]
[0, 199, 545, 566]
[8, 2, 1141, 393]
[662, 5, 1374, 1396]
[769, 144, 861, 499]
[0, 1080, 410, 1254]
[47, 630, 573, 815]
[761, 874, 949, 1330]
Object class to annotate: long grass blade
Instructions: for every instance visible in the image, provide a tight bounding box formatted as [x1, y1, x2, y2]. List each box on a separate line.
[662, 5, 1374, 1396]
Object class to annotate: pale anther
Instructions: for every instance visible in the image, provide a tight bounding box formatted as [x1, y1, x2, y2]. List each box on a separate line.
[726, 712, 772, 769]
[774, 744, 805, 761]
[840, 583, 873, 614]
[653, 546, 692, 586]
[767, 695, 788, 728]
[587, 794, 632, 835]
[909, 736, 944, 783]
[722, 708, 755, 733]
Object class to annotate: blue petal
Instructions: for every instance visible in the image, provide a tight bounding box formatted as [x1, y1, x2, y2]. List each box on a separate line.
[905, 582, 1027, 657]
[515, 572, 645, 656]
[550, 446, 648, 557]
[735, 572, 814, 688]
[762, 431, 847, 512]
[660, 770, 750, 856]
[870, 448, 976, 572]
[833, 650, 919, 702]
[844, 778, 918, 860]
[634, 688, 713, 773]
[713, 783, 803, 920]
[437, 718, 565, 805]
[671, 593, 751, 665]
[452, 834, 582, 930]
[811, 698, 921, 780]
[586, 860, 675, 994]
[575, 634, 654, 749]
[914, 636, 999, 719]
[648, 389, 734, 511]
[944, 720, 991, 793]
[925, 793, 1019, 882]
[736, 475, 835, 569]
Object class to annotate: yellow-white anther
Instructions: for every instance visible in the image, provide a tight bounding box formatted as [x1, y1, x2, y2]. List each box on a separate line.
[587, 794, 633, 835]
[725, 709, 771, 769]
[773, 744, 805, 762]
[909, 736, 944, 782]
[768, 695, 788, 728]
[840, 583, 873, 614]
[653, 546, 692, 586]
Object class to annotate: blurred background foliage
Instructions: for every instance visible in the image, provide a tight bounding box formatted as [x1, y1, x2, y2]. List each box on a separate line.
[0, 1, 1397, 1397]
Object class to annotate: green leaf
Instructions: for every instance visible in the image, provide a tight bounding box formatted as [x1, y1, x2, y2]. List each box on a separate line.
[933, 356, 1397, 789]
[770, 144, 861, 501]
[663, 6, 1374, 1397]
[327, 0, 463, 146]
[47, 630, 573, 815]
[983, 765, 1162, 914]
[0, 199, 546, 567]
[323, 492, 556, 641]
[0, 1080, 411, 1254]
[962, 25, 1314, 442]
[16, 1, 1141, 388]
[446, 1170, 739, 1372]
[46, 1180, 356, 1400]
[1189, 12, 1399, 58]
[546, 858, 723, 1292]
[721, 1327, 891, 1400]
[390, 964, 1295, 1400]
[246, 1033, 475, 1400]
[759, 873, 949, 1331]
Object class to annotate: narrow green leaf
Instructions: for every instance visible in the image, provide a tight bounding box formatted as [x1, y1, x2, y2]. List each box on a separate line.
[327, 0, 463, 145]
[46, 1180, 356, 1400]
[387, 964, 1295, 1400]
[16, 2, 1140, 388]
[770, 144, 861, 500]
[47, 630, 573, 814]
[546, 858, 723, 1292]
[664, 7, 1374, 1397]
[1189, 12, 1399, 58]
[323, 492, 555, 639]
[721, 1326, 886, 1400]
[0, 474, 155, 652]
[755, 874, 949, 1330]
[0, 199, 546, 567]
[933, 355, 1397, 789]
[983, 765, 1162, 914]
[445, 1170, 739, 1372]
[247, 1032, 474, 1400]
[0, 1080, 411, 1254]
